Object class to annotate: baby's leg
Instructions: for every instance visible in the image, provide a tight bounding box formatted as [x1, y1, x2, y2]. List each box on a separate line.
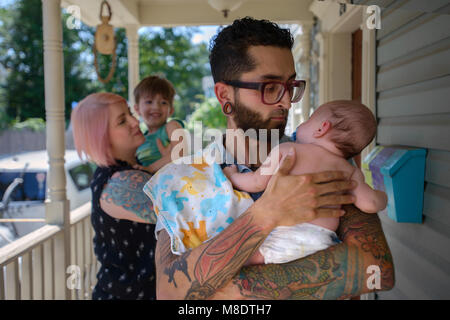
[244, 250, 265, 266]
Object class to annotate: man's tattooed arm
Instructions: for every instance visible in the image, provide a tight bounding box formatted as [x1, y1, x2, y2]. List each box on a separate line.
[100, 170, 157, 224]
[227, 205, 395, 299]
[155, 211, 269, 300]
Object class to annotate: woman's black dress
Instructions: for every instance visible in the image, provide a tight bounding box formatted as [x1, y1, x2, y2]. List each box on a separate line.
[90, 160, 156, 300]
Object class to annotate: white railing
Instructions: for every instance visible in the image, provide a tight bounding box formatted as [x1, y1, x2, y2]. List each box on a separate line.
[0, 202, 99, 300]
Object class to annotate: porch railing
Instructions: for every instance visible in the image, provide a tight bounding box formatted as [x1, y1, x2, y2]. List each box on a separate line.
[0, 202, 98, 300]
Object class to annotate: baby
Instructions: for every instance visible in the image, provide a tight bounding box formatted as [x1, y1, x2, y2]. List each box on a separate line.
[223, 100, 388, 265]
[133, 75, 185, 173]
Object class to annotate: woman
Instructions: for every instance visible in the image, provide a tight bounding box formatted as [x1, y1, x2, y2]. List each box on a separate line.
[71, 92, 159, 300]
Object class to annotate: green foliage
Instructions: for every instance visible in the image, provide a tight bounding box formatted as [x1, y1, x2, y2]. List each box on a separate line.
[0, 0, 212, 131]
[12, 117, 46, 131]
[187, 96, 226, 131]
[0, 0, 95, 128]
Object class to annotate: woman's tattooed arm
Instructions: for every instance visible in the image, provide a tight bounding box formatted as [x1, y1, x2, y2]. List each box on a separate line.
[100, 170, 157, 224]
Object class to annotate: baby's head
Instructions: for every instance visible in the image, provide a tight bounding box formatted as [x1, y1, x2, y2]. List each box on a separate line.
[133, 75, 176, 130]
[296, 100, 377, 159]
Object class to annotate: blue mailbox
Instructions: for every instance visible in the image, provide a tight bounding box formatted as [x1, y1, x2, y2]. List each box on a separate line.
[362, 146, 427, 223]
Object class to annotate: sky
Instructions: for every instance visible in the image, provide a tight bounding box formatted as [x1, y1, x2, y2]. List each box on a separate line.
[139, 25, 221, 46]
[191, 25, 221, 45]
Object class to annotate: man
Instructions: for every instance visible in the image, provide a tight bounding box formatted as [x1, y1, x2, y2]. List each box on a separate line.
[155, 17, 394, 300]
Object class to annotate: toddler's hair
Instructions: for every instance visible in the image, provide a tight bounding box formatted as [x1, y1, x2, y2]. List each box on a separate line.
[71, 92, 127, 167]
[133, 75, 175, 105]
[321, 100, 377, 159]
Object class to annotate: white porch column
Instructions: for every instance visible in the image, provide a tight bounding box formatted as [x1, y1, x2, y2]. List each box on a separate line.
[360, 19, 377, 161]
[126, 25, 140, 107]
[315, 32, 352, 105]
[42, 0, 70, 300]
[297, 23, 313, 125]
[42, 0, 69, 225]
[289, 22, 313, 135]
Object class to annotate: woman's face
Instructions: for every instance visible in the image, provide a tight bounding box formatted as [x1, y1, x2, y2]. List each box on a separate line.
[108, 101, 145, 159]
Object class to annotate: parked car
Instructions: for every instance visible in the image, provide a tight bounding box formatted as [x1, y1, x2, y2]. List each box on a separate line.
[0, 150, 94, 242]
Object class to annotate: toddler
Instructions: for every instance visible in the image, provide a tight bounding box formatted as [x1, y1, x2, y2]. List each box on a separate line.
[223, 100, 388, 264]
[133, 75, 185, 173]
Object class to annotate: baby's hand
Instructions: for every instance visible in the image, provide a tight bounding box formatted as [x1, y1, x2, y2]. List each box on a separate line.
[223, 165, 238, 180]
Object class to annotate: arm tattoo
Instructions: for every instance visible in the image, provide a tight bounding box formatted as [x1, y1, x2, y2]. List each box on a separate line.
[231, 205, 394, 300]
[157, 212, 266, 299]
[101, 170, 157, 224]
[338, 205, 394, 289]
[157, 231, 193, 289]
[184, 212, 265, 299]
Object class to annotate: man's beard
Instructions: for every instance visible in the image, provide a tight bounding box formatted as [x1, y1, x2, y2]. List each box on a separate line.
[232, 98, 288, 140]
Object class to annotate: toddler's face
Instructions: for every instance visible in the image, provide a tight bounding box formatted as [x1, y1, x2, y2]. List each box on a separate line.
[136, 93, 173, 130]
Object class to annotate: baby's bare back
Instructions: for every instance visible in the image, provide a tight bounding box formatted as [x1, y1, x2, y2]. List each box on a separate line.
[280, 142, 355, 232]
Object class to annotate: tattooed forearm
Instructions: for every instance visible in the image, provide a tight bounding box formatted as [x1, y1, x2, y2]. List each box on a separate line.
[337, 205, 394, 290]
[102, 170, 157, 223]
[231, 205, 394, 300]
[155, 211, 269, 299]
[185, 212, 266, 299]
[232, 242, 353, 300]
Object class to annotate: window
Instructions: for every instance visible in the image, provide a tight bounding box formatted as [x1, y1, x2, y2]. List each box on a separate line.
[69, 164, 94, 191]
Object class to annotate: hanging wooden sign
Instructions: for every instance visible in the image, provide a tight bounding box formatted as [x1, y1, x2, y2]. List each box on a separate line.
[94, 0, 116, 84]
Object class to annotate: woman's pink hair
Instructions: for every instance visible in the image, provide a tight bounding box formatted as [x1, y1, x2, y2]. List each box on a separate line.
[71, 92, 127, 167]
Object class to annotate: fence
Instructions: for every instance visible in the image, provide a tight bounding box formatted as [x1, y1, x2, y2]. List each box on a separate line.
[0, 202, 98, 299]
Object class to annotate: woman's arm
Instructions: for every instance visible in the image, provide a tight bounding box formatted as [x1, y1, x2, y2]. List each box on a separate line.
[217, 205, 394, 300]
[155, 148, 357, 299]
[100, 169, 157, 224]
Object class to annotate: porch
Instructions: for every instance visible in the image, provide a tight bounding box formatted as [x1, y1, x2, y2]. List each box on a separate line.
[0, 0, 381, 299]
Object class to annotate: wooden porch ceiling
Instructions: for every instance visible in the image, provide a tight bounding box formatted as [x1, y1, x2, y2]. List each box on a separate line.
[61, 0, 314, 28]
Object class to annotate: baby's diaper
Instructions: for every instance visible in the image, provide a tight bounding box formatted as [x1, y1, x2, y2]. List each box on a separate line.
[259, 223, 339, 264]
[144, 143, 254, 255]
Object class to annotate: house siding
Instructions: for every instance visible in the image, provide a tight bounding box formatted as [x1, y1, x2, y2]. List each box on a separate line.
[374, 0, 450, 299]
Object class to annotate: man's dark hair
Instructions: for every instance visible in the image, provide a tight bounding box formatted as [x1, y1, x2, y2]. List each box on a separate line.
[209, 17, 294, 83]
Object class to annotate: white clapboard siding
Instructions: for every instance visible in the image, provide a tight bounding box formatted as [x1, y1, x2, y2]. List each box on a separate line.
[374, 0, 450, 299]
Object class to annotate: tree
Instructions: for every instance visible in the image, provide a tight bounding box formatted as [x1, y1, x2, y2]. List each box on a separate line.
[0, 0, 212, 129]
[0, 0, 96, 127]
[187, 96, 226, 131]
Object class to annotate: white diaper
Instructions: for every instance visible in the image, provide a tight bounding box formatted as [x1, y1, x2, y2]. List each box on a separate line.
[259, 223, 340, 264]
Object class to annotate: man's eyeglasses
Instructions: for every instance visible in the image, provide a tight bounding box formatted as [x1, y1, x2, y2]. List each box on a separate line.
[223, 79, 306, 105]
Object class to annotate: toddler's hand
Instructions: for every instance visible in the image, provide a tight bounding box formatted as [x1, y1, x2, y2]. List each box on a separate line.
[223, 165, 238, 180]
[156, 138, 173, 158]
